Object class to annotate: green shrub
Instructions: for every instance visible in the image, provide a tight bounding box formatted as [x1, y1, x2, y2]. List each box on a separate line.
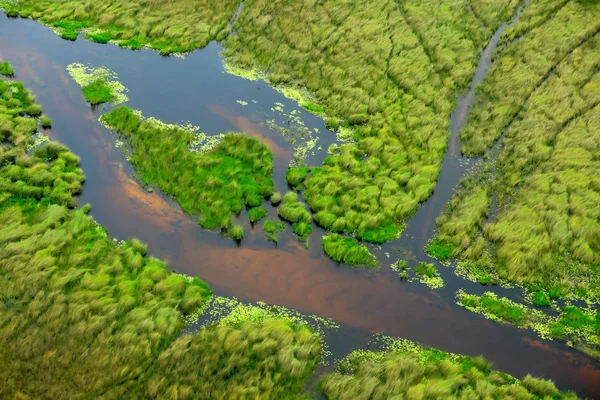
[263, 218, 286, 243]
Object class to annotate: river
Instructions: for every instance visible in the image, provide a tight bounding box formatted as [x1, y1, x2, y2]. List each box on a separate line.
[1, 10, 599, 398]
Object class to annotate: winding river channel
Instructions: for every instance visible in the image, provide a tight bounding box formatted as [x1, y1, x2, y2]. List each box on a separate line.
[2, 10, 600, 398]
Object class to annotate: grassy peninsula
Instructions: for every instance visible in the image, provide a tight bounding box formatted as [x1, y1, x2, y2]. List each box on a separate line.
[101, 106, 275, 236]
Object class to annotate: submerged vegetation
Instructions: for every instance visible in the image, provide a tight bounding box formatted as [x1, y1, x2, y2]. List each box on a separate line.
[320, 336, 577, 399]
[430, 1, 600, 301]
[101, 106, 275, 236]
[321, 234, 378, 269]
[457, 290, 600, 359]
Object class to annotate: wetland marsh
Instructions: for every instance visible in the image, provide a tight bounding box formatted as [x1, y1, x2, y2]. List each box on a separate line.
[1, 0, 600, 397]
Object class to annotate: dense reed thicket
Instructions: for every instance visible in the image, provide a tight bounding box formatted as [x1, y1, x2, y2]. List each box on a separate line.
[102, 106, 275, 235]
[6, 0, 239, 54]
[431, 5, 600, 300]
[320, 338, 577, 399]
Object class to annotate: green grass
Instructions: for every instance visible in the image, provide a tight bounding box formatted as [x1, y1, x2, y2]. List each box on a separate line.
[459, 292, 527, 326]
[40, 115, 52, 128]
[10, 0, 522, 244]
[286, 166, 310, 190]
[101, 107, 275, 236]
[248, 206, 268, 223]
[414, 262, 438, 278]
[0, 61, 14, 76]
[227, 224, 244, 240]
[263, 218, 286, 243]
[0, 74, 326, 400]
[82, 79, 116, 104]
[13, 0, 239, 52]
[321, 233, 378, 269]
[278, 192, 312, 243]
[86, 30, 112, 43]
[426, 238, 456, 260]
[320, 337, 576, 399]
[458, 290, 600, 359]
[431, 13, 600, 300]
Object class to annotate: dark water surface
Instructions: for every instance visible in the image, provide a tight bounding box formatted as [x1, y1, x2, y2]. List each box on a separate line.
[1, 13, 599, 398]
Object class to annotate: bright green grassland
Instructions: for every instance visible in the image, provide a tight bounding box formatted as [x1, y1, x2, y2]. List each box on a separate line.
[430, 4, 600, 300]
[101, 106, 275, 235]
[8, 0, 240, 54]
[320, 338, 577, 399]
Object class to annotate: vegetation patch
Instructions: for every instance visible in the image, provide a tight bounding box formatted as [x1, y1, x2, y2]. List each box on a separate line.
[286, 166, 310, 190]
[66, 63, 128, 105]
[391, 259, 409, 280]
[223, 0, 521, 244]
[263, 218, 286, 243]
[0, 61, 14, 76]
[431, 16, 600, 301]
[0, 74, 332, 400]
[40, 115, 52, 128]
[457, 290, 600, 359]
[248, 206, 268, 223]
[320, 335, 577, 399]
[8, 0, 239, 54]
[322, 234, 378, 269]
[278, 191, 312, 244]
[412, 262, 444, 289]
[101, 106, 276, 236]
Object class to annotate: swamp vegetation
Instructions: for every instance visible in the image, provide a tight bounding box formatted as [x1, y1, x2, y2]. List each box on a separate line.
[1, 0, 600, 395]
[320, 337, 577, 399]
[101, 106, 275, 236]
[430, 0, 600, 302]
[4, 0, 524, 244]
[457, 291, 600, 359]
[0, 74, 326, 399]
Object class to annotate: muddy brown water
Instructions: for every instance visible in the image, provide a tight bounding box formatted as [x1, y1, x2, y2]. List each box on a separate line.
[1, 12, 599, 398]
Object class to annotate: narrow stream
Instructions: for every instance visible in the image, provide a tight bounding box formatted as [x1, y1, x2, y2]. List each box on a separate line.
[1, 10, 599, 398]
